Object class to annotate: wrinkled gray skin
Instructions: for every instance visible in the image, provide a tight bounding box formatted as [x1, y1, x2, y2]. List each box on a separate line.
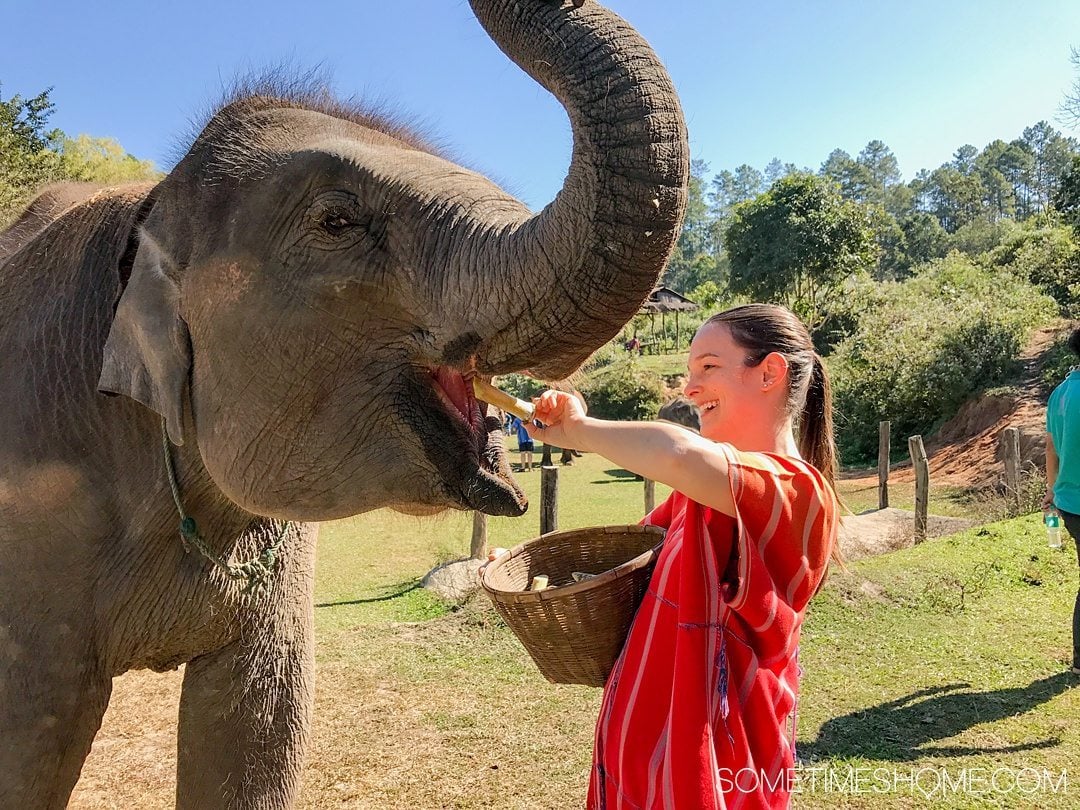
[0, 1, 687, 807]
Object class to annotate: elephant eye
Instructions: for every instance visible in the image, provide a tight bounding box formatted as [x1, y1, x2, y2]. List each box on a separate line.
[319, 211, 357, 236]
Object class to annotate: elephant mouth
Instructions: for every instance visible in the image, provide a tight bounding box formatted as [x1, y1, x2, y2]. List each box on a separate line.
[430, 366, 485, 435]
[414, 366, 527, 517]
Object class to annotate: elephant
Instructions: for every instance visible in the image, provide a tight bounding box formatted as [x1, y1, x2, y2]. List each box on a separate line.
[658, 396, 701, 432]
[0, 0, 688, 807]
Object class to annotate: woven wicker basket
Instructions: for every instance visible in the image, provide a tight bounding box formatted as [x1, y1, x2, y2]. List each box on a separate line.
[481, 524, 665, 687]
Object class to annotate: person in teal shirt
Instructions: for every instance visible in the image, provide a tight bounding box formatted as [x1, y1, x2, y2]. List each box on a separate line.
[1043, 327, 1080, 676]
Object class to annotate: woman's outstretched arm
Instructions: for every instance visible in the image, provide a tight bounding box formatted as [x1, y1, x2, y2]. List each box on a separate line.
[526, 390, 736, 516]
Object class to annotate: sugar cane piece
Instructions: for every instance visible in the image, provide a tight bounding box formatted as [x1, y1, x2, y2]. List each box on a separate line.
[528, 574, 549, 591]
[472, 377, 535, 421]
[487, 546, 509, 562]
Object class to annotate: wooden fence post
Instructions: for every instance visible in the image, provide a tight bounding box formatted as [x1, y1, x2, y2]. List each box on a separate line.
[878, 421, 891, 509]
[1001, 426, 1021, 512]
[541, 442, 553, 466]
[470, 511, 488, 560]
[644, 478, 656, 516]
[540, 465, 559, 535]
[908, 435, 929, 543]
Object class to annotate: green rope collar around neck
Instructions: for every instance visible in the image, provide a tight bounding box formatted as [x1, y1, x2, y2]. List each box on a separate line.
[162, 420, 289, 594]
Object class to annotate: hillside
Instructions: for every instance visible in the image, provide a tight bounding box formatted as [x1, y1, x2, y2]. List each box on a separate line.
[845, 320, 1077, 491]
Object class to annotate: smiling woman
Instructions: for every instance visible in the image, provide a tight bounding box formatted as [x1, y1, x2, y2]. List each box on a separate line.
[523, 303, 841, 809]
[0, 0, 688, 807]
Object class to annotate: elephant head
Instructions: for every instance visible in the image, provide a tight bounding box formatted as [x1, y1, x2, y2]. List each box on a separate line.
[98, 0, 688, 522]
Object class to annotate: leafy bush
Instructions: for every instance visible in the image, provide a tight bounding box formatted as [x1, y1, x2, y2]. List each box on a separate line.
[829, 252, 1056, 463]
[947, 218, 1023, 258]
[984, 223, 1080, 315]
[579, 360, 664, 421]
[1039, 333, 1079, 395]
[495, 345, 664, 422]
[813, 275, 884, 356]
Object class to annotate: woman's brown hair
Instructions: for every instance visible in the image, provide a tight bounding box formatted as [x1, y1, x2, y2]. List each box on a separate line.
[706, 304, 837, 486]
[706, 304, 844, 569]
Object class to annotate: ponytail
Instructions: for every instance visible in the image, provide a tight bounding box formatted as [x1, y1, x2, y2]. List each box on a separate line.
[799, 353, 845, 573]
[798, 354, 837, 491]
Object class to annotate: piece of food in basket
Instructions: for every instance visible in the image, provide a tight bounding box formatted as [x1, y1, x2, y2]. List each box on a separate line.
[529, 575, 549, 591]
[487, 546, 509, 562]
[571, 571, 598, 583]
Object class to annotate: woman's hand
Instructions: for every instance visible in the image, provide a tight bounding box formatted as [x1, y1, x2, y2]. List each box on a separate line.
[525, 390, 590, 450]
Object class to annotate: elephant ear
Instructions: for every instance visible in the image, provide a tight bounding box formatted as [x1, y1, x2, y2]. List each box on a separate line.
[98, 231, 191, 446]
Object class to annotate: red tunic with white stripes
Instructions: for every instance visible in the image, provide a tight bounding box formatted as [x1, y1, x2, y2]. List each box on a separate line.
[588, 446, 838, 810]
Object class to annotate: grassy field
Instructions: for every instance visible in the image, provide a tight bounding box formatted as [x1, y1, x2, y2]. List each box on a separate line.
[632, 350, 689, 378]
[839, 474, 978, 520]
[71, 446, 1078, 809]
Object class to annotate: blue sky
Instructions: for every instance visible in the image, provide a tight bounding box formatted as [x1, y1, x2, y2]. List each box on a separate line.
[4, 0, 1080, 210]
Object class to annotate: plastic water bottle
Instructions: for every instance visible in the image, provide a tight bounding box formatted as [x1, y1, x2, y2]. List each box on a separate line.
[1046, 511, 1063, 549]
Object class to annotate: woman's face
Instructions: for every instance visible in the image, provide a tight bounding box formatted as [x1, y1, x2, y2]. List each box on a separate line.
[684, 321, 783, 443]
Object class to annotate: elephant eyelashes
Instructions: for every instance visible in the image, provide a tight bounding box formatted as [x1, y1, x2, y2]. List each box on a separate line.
[319, 213, 356, 236]
[300, 208, 385, 256]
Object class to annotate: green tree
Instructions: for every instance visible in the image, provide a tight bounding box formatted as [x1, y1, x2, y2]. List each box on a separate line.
[1020, 121, 1077, 215]
[688, 280, 722, 309]
[1053, 154, 1080, 227]
[58, 134, 160, 184]
[974, 139, 1021, 221]
[730, 164, 765, 203]
[919, 164, 985, 232]
[0, 86, 65, 225]
[1, 85, 161, 228]
[869, 205, 907, 281]
[856, 139, 900, 205]
[820, 149, 873, 202]
[723, 173, 878, 333]
[763, 157, 796, 185]
[898, 211, 949, 268]
[664, 158, 722, 292]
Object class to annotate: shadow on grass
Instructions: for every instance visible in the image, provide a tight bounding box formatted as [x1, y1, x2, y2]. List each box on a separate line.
[801, 673, 1076, 761]
[315, 579, 421, 608]
[592, 468, 644, 484]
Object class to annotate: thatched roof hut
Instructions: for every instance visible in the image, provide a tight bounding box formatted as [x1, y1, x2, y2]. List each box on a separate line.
[636, 287, 699, 350]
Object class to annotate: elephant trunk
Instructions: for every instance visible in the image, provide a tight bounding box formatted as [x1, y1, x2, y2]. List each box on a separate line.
[468, 0, 689, 378]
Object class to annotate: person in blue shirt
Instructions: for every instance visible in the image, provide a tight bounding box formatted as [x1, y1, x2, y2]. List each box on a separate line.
[1043, 327, 1080, 676]
[511, 416, 535, 472]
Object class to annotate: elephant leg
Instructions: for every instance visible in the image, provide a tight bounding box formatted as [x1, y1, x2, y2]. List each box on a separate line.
[175, 604, 314, 809]
[176, 522, 316, 809]
[0, 623, 111, 810]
